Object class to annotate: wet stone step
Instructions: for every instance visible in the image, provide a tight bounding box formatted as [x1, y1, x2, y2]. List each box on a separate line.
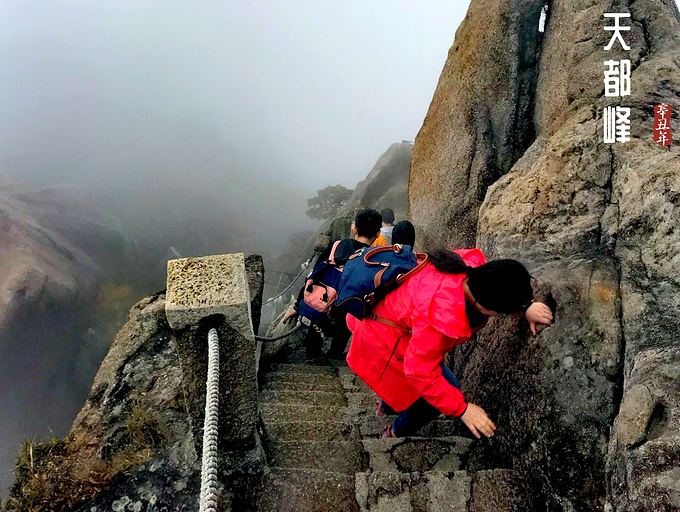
[258, 468, 359, 512]
[355, 470, 471, 512]
[268, 363, 337, 376]
[259, 389, 347, 406]
[346, 392, 380, 411]
[262, 420, 355, 443]
[260, 403, 346, 423]
[261, 378, 344, 393]
[362, 436, 473, 473]
[266, 440, 366, 473]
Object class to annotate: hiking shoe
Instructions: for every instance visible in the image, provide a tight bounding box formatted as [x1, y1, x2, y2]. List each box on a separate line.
[382, 425, 396, 439]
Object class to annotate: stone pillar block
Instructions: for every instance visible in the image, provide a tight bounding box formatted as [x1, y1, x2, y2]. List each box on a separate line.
[166, 253, 254, 341]
[165, 253, 261, 462]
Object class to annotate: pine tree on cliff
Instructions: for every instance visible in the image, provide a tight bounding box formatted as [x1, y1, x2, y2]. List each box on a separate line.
[305, 184, 353, 220]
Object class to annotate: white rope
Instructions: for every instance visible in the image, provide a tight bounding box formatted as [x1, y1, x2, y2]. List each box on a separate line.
[199, 328, 220, 512]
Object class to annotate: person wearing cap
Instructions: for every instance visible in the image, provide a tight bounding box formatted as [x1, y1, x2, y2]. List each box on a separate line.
[346, 248, 553, 439]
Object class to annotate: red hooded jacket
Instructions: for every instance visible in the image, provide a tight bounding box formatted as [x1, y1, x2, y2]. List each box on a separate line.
[346, 248, 486, 417]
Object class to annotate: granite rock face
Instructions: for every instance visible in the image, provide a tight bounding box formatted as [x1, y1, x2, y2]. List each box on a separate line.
[349, 141, 412, 221]
[409, 0, 544, 250]
[410, 0, 680, 509]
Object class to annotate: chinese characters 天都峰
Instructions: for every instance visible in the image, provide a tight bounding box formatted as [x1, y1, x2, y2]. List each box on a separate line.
[603, 12, 631, 144]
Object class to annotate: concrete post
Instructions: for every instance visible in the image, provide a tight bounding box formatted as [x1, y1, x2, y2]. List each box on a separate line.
[165, 253, 260, 459]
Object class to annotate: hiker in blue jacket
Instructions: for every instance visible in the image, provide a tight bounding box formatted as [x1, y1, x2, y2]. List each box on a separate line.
[284, 208, 382, 359]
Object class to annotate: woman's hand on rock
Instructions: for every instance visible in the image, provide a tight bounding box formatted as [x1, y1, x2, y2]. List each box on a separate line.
[525, 301, 553, 335]
[460, 403, 496, 439]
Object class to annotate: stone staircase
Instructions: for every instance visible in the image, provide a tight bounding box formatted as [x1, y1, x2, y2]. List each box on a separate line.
[256, 361, 523, 512]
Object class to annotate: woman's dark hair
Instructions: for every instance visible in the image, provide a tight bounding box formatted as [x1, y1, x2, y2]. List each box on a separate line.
[426, 249, 533, 314]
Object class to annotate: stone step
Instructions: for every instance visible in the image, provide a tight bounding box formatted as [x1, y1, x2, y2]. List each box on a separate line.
[355, 469, 522, 512]
[260, 403, 345, 423]
[262, 420, 355, 443]
[266, 440, 366, 474]
[268, 363, 336, 376]
[355, 470, 471, 512]
[362, 436, 473, 473]
[259, 389, 347, 407]
[258, 468, 359, 512]
[346, 391, 380, 411]
[261, 378, 344, 393]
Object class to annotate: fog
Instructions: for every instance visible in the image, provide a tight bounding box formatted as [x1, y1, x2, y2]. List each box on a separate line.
[1, 1, 468, 251]
[0, 0, 470, 498]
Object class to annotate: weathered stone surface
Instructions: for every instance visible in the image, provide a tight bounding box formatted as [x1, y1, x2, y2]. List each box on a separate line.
[469, 469, 523, 512]
[606, 347, 680, 511]
[359, 471, 472, 512]
[257, 468, 359, 512]
[245, 254, 264, 334]
[350, 142, 412, 221]
[173, 315, 259, 458]
[165, 253, 254, 340]
[166, 252, 261, 462]
[266, 440, 365, 473]
[362, 437, 472, 474]
[259, 389, 347, 406]
[427, 471, 471, 512]
[262, 421, 353, 443]
[409, 0, 544, 249]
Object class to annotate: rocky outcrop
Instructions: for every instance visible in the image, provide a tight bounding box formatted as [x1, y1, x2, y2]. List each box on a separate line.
[349, 141, 412, 221]
[410, 0, 680, 510]
[4, 292, 199, 511]
[0, 182, 139, 498]
[5, 256, 267, 511]
[408, 0, 544, 249]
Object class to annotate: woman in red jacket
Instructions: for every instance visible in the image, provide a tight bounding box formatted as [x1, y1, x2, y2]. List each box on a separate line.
[346, 248, 553, 439]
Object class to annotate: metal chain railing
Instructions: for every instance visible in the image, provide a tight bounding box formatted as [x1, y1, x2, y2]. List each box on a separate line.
[264, 254, 315, 305]
[254, 323, 303, 342]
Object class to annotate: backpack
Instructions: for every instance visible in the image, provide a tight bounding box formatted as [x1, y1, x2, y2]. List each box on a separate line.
[298, 240, 345, 328]
[337, 244, 429, 320]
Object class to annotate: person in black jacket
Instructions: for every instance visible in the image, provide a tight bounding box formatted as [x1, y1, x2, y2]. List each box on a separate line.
[284, 208, 382, 359]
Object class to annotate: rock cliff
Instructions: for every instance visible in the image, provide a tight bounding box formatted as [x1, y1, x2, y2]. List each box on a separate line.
[0, 181, 139, 497]
[409, 0, 680, 510]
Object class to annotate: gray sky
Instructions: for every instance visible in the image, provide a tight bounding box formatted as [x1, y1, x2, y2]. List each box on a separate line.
[0, 1, 469, 197]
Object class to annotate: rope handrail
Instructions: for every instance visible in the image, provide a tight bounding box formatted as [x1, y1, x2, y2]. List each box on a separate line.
[254, 323, 302, 342]
[199, 328, 220, 512]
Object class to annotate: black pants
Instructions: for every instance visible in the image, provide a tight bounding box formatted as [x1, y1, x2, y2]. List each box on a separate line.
[303, 310, 351, 360]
